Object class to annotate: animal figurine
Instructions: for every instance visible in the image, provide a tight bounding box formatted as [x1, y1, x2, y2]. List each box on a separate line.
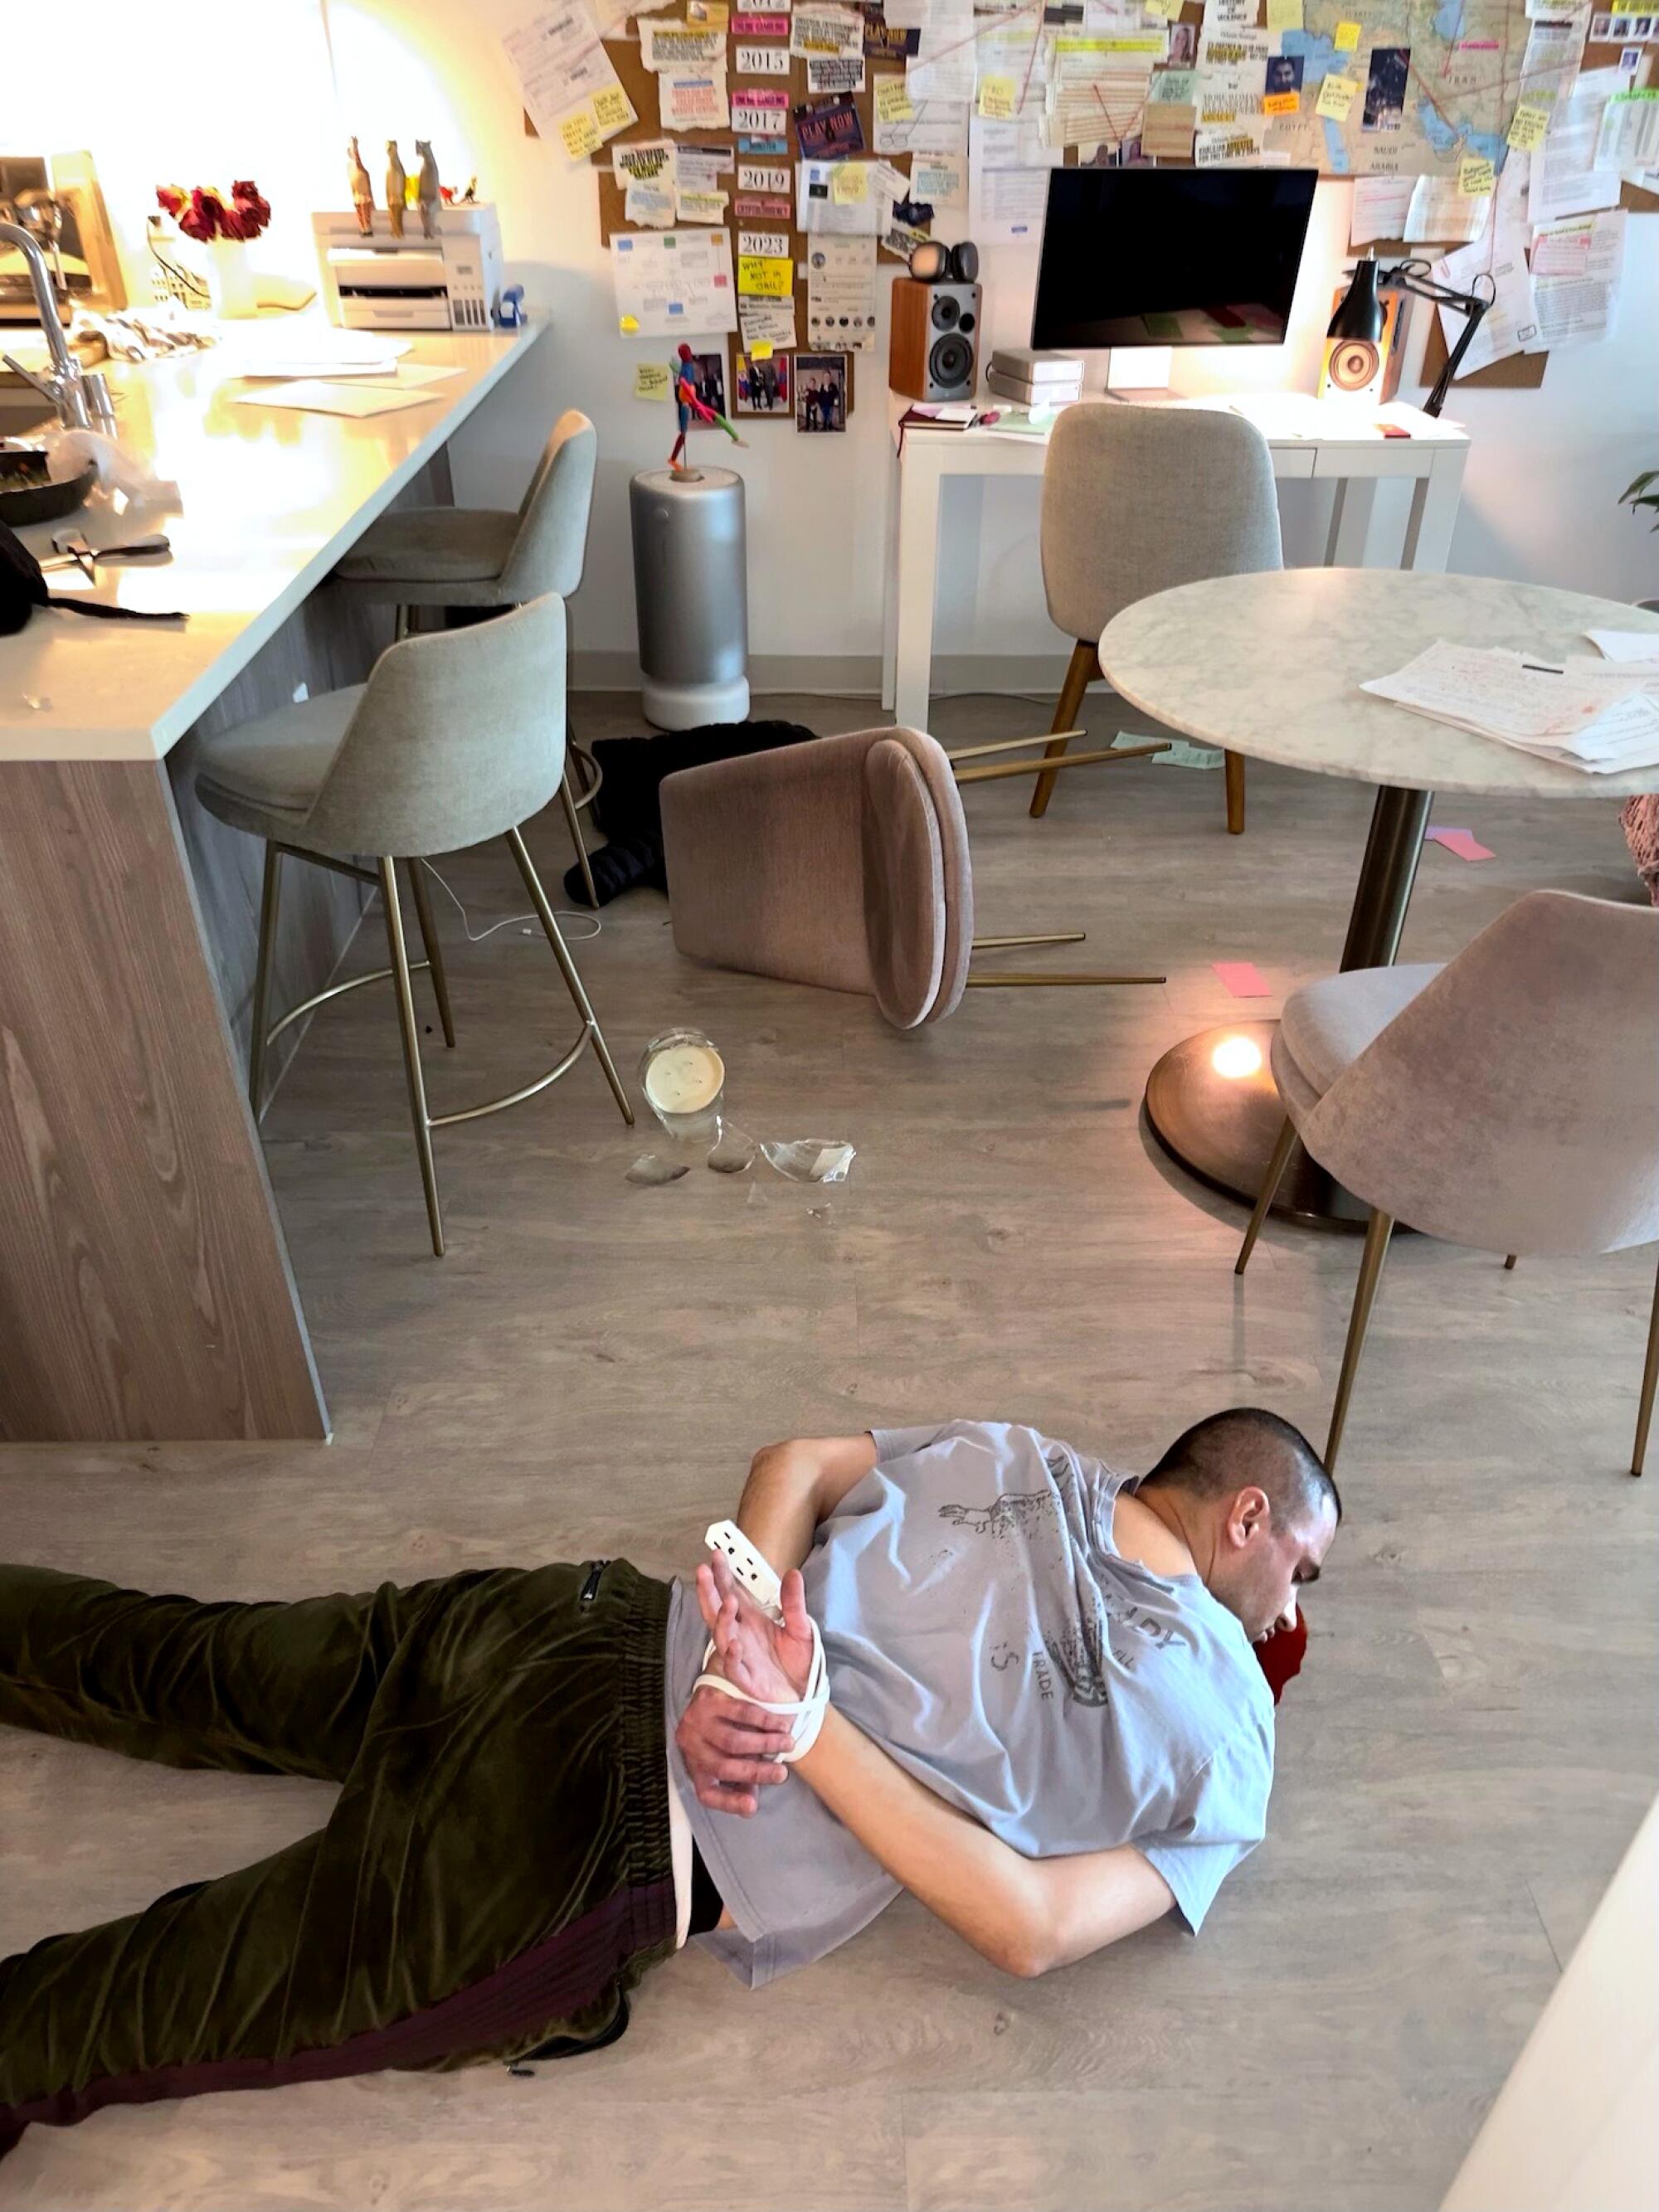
[385, 142, 406, 239]
[415, 142, 440, 240]
[347, 138, 373, 234]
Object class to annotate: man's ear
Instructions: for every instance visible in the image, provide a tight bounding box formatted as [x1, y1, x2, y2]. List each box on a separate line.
[1228, 1485, 1272, 1546]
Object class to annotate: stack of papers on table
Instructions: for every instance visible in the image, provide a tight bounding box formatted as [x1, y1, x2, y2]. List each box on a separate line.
[1360, 641, 1659, 773]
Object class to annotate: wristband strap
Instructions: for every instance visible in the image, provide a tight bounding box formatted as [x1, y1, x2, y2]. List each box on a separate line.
[694, 1616, 830, 1762]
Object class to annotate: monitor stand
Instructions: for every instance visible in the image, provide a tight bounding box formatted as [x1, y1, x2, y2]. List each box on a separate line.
[1102, 346, 1177, 403]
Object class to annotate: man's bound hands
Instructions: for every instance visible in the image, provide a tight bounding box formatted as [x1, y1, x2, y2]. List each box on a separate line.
[674, 1553, 816, 1817]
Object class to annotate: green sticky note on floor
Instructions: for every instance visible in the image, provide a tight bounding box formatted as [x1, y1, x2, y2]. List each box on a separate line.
[1112, 731, 1223, 771]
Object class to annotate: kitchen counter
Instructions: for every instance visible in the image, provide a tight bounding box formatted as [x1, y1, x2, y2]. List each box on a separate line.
[2, 319, 542, 760]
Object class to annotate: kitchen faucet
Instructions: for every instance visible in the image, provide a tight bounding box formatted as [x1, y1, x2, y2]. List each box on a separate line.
[1, 218, 116, 434]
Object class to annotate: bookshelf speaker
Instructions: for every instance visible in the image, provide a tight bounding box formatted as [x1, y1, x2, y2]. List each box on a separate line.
[888, 277, 981, 402]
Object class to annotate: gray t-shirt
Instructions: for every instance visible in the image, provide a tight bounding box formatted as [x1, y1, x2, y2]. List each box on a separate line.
[664, 1419, 1275, 1986]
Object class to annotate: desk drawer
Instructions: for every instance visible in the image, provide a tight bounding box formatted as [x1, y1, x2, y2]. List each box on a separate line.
[1311, 443, 1434, 479]
[1269, 449, 1317, 480]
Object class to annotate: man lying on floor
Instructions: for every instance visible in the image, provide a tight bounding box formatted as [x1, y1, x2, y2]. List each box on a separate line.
[0, 1409, 1338, 2159]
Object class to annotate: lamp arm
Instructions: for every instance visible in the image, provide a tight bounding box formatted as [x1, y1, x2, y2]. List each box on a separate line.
[1376, 259, 1498, 419]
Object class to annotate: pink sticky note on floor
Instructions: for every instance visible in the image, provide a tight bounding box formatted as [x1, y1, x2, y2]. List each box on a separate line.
[1425, 826, 1494, 861]
[1213, 960, 1270, 998]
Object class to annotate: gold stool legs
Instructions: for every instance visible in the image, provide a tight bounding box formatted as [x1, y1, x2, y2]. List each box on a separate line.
[1326, 1207, 1394, 1472]
[1633, 1251, 1659, 1478]
[379, 858, 446, 1258]
[1029, 640, 1102, 819]
[248, 843, 283, 1121]
[1235, 1114, 1299, 1276]
[405, 858, 455, 1048]
[558, 767, 600, 911]
[505, 826, 634, 1126]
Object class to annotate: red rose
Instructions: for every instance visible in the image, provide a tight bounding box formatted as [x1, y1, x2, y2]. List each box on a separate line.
[228, 180, 271, 238]
[155, 185, 185, 217]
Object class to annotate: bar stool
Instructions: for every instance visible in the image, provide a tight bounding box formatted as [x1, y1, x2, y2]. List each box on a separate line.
[194, 595, 632, 1257]
[332, 408, 604, 906]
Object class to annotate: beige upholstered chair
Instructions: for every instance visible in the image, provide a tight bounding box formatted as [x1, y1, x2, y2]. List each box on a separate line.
[1234, 890, 1659, 1474]
[195, 595, 631, 1257]
[660, 726, 1163, 1027]
[333, 410, 603, 905]
[1028, 401, 1283, 833]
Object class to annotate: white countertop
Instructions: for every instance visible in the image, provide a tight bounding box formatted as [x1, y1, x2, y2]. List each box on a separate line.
[1101, 568, 1659, 801]
[0, 318, 543, 762]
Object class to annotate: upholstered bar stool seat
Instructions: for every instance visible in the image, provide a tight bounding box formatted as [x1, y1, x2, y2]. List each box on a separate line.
[195, 595, 632, 1257]
[333, 509, 520, 601]
[1272, 961, 1441, 1109]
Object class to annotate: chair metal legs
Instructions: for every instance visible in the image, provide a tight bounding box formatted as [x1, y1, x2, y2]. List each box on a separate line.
[1634, 1252, 1659, 1478]
[505, 825, 634, 1126]
[1235, 1114, 1299, 1276]
[1326, 1208, 1395, 1473]
[248, 844, 283, 1120]
[558, 767, 600, 911]
[405, 859, 455, 1048]
[380, 858, 446, 1257]
[1029, 639, 1101, 818]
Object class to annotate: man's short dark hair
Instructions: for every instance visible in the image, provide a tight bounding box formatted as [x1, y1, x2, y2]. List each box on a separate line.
[1141, 1407, 1340, 1528]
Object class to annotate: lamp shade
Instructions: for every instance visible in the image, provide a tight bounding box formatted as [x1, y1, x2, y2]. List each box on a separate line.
[1328, 257, 1385, 342]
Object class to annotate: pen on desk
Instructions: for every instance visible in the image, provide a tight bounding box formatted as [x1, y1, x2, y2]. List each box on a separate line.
[1521, 661, 1564, 673]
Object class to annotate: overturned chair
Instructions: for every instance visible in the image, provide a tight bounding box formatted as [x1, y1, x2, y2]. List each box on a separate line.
[660, 724, 1164, 1028]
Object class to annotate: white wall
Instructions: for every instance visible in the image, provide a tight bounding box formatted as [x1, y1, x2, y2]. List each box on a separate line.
[14, 0, 1658, 679]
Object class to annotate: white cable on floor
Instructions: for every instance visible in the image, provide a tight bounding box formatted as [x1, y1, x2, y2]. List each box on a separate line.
[416, 858, 602, 945]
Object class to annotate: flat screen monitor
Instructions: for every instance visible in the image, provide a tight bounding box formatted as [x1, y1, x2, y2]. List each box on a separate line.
[1029, 169, 1319, 352]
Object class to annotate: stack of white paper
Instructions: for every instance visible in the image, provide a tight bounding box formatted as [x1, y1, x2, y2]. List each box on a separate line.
[1360, 641, 1659, 773]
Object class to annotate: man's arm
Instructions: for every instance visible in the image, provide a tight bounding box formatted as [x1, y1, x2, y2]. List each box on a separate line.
[728, 1434, 879, 1573]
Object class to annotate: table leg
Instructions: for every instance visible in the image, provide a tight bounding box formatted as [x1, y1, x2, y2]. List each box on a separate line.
[1400, 448, 1465, 573]
[881, 433, 902, 712]
[893, 445, 942, 732]
[1324, 478, 1377, 569]
[1143, 782, 1433, 1226]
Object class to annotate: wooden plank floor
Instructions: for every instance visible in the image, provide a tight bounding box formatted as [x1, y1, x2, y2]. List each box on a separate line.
[2, 688, 1654, 2210]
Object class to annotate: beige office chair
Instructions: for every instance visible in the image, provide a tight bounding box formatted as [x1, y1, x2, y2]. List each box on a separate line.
[194, 596, 631, 1257]
[1233, 890, 1659, 1474]
[1024, 401, 1283, 833]
[661, 726, 1164, 1027]
[333, 410, 604, 906]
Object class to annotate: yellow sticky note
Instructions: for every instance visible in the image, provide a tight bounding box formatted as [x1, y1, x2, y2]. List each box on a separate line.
[977, 74, 1018, 119]
[1458, 153, 1496, 194]
[1334, 18, 1360, 46]
[620, 313, 640, 333]
[1507, 100, 1549, 149]
[1263, 87, 1299, 113]
[1147, 0, 1185, 18]
[635, 362, 672, 401]
[687, 0, 728, 21]
[737, 253, 793, 295]
[560, 105, 603, 158]
[830, 162, 871, 203]
[876, 74, 916, 123]
[1316, 71, 1358, 120]
[592, 85, 635, 133]
[751, 341, 774, 359]
[1266, 0, 1302, 30]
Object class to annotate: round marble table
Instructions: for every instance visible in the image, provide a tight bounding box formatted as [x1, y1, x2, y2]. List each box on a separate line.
[1099, 567, 1659, 1225]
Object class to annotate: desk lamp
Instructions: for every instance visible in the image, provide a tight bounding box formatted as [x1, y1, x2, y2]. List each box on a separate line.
[1325, 253, 1496, 417]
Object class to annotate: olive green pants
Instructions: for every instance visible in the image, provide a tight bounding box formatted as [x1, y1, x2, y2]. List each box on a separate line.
[0, 1557, 676, 2161]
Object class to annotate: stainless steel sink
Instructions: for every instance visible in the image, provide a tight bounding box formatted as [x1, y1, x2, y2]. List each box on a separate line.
[0, 388, 52, 438]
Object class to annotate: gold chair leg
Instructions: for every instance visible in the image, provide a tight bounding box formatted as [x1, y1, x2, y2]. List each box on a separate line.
[1326, 1208, 1394, 1472]
[972, 932, 1086, 950]
[505, 826, 635, 1127]
[1224, 750, 1246, 834]
[380, 858, 445, 1257]
[406, 859, 455, 1048]
[559, 765, 600, 911]
[1235, 1115, 1299, 1276]
[248, 844, 282, 1121]
[1503, 1254, 1517, 1269]
[1029, 640, 1101, 819]
[1633, 1252, 1659, 1478]
[393, 605, 411, 643]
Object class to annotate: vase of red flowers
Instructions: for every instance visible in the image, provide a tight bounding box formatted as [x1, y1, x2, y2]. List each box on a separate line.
[155, 181, 271, 318]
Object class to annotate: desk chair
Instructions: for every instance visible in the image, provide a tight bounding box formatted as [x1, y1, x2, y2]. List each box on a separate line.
[660, 726, 1164, 1028]
[194, 596, 631, 1257]
[1233, 890, 1659, 1474]
[1027, 402, 1283, 832]
[333, 409, 603, 907]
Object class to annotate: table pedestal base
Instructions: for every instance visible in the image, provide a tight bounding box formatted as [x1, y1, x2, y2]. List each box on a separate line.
[1144, 1020, 1372, 1228]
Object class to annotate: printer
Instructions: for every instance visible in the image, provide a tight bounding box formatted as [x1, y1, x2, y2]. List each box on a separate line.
[312, 203, 504, 332]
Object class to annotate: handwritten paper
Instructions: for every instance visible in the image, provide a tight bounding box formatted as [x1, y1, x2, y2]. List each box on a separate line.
[875, 74, 917, 123]
[611, 228, 737, 336]
[506, 3, 633, 152]
[634, 361, 674, 401]
[1458, 153, 1496, 195]
[1316, 70, 1359, 119]
[1507, 101, 1550, 150]
[1333, 17, 1360, 46]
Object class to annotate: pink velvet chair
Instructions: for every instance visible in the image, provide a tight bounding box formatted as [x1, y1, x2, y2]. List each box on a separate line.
[660, 725, 1163, 1028]
[1233, 890, 1659, 1475]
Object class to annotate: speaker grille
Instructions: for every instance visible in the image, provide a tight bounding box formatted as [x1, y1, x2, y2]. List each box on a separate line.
[929, 332, 974, 393]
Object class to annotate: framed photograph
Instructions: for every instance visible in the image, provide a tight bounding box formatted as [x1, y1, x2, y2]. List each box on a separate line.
[1590, 7, 1614, 32]
[1361, 46, 1408, 131]
[1167, 21, 1196, 63]
[794, 351, 850, 432]
[732, 345, 792, 416]
[681, 349, 727, 420]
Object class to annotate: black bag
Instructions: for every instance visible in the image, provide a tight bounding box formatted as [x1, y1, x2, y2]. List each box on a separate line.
[0, 518, 183, 634]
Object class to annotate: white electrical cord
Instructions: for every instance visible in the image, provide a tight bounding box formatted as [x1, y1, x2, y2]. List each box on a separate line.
[416, 858, 601, 944]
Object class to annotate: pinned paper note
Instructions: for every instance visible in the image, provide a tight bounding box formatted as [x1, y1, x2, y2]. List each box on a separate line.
[1507, 100, 1550, 150]
[977, 74, 1018, 119]
[1264, 88, 1299, 114]
[737, 252, 793, 294]
[1316, 72, 1359, 120]
[1333, 17, 1360, 46]
[829, 161, 871, 202]
[875, 73, 915, 124]
[751, 340, 774, 359]
[1458, 153, 1496, 196]
[593, 85, 635, 131]
[1266, 0, 1302, 30]
[561, 105, 604, 158]
[635, 361, 672, 401]
[1214, 961, 1270, 998]
[1146, 0, 1185, 18]
[1424, 826, 1495, 861]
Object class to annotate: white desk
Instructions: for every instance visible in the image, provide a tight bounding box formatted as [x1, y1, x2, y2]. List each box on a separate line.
[881, 393, 1472, 732]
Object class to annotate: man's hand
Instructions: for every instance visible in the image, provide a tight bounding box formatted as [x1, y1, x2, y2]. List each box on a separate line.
[674, 1686, 794, 1817]
[698, 1553, 815, 1703]
[673, 1556, 817, 1818]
